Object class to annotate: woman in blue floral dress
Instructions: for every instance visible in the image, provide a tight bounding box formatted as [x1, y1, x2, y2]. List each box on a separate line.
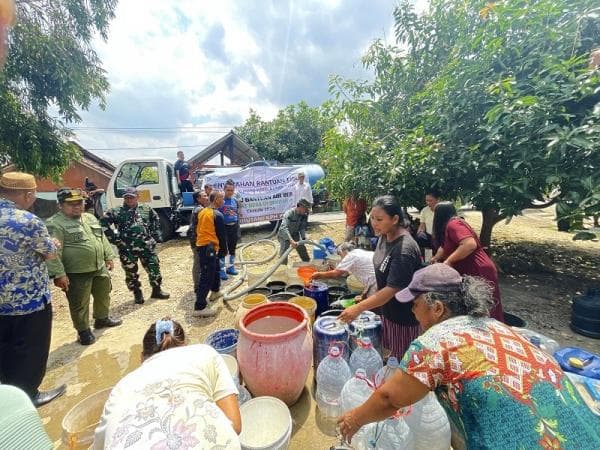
[338, 264, 600, 449]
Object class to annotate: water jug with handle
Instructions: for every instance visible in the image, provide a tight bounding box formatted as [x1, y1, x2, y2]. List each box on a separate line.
[404, 392, 451, 450]
[340, 369, 374, 413]
[316, 346, 352, 419]
[313, 315, 350, 369]
[363, 417, 415, 450]
[348, 311, 383, 356]
[349, 337, 383, 382]
[374, 356, 400, 388]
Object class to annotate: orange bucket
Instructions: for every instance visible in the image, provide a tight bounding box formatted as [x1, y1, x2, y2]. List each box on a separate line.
[297, 266, 317, 285]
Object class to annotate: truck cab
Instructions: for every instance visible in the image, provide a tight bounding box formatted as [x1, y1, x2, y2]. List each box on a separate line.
[106, 158, 180, 240]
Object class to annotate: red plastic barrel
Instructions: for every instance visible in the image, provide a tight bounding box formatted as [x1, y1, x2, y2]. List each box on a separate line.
[237, 302, 313, 406]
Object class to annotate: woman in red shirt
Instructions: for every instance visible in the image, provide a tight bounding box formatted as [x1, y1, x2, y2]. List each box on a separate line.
[430, 202, 504, 321]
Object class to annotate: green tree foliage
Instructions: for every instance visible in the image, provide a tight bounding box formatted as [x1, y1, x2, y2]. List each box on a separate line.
[235, 101, 336, 163]
[0, 0, 117, 179]
[319, 0, 600, 246]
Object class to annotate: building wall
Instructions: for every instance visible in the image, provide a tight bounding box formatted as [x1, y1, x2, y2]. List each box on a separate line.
[35, 161, 112, 191]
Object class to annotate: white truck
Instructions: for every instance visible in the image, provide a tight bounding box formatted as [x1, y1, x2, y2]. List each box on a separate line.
[106, 158, 183, 241]
[106, 157, 326, 241]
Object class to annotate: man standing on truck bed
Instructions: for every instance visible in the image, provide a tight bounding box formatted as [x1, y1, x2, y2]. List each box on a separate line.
[100, 187, 170, 304]
[174, 151, 194, 193]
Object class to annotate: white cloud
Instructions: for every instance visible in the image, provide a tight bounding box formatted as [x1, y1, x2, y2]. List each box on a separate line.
[76, 0, 396, 163]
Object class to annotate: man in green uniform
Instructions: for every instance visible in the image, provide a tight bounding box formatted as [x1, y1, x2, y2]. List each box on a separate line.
[278, 198, 311, 265]
[100, 186, 170, 304]
[46, 188, 122, 345]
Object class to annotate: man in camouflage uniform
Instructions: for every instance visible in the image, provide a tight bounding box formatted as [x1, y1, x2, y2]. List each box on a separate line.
[100, 186, 170, 304]
[46, 188, 122, 345]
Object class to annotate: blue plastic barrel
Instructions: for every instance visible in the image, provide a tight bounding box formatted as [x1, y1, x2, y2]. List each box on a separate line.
[304, 282, 329, 317]
[182, 191, 195, 206]
[313, 316, 350, 370]
[313, 237, 336, 260]
[204, 328, 239, 356]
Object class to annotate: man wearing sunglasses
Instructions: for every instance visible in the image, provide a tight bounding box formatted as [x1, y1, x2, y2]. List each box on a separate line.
[46, 188, 122, 345]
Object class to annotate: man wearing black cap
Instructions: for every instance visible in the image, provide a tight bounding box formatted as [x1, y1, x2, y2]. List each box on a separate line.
[100, 186, 170, 304]
[47, 188, 122, 345]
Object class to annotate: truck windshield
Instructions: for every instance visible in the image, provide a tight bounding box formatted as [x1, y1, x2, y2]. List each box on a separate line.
[114, 162, 159, 197]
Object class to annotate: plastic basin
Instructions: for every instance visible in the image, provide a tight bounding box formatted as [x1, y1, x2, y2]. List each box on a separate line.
[62, 388, 112, 450]
[205, 328, 240, 356]
[239, 396, 292, 450]
[220, 354, 239, 382]
[289, 296, 317, 324]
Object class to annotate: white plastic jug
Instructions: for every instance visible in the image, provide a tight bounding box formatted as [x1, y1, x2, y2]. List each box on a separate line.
[316, 346, 352, 418]
[404, 392, 451, 450]
[362, 417, 415, 450]
[374, 356, 400, 388]
[340, 369, 374, 413]
[349, 337, 383, 381]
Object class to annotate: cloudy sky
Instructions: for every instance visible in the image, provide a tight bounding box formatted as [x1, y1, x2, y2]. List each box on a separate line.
[72, 0, 419, 164]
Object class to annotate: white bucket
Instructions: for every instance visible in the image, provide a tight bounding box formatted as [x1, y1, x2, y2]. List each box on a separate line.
[220, 354, 239, 383]
[239, 396, 292, 450]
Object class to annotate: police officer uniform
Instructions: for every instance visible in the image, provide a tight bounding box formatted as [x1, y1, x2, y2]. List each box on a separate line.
[100, 186, 169, 304]
[47, 188, 122, 345]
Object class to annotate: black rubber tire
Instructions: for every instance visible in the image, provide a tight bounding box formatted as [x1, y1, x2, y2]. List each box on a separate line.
[158, 211, 174, 242]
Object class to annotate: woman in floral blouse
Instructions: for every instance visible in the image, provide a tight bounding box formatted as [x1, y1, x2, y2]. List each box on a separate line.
[94, 318, 241, 450]
[338, 264, 600, 450]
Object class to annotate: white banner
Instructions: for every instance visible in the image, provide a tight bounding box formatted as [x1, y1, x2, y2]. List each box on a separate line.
[204, 166, 300, 224]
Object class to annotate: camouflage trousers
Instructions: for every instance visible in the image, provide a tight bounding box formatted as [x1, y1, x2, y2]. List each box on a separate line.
[118, 247, 162, 290]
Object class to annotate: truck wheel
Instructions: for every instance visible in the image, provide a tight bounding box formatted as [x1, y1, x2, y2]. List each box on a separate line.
[158, 212, 174, 242]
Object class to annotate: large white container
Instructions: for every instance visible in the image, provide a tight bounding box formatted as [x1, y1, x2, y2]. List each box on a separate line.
[404, 392, 451, 450]
[239, 396, 292, 450]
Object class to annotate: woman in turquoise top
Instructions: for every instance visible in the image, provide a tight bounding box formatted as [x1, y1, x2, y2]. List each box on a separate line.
[338, 264, 600, 449]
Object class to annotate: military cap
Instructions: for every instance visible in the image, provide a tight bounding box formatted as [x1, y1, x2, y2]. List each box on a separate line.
[57, 187, 86, 203]
[297, 198, 311, 208]
[123, 186, 138, 197]
[0, 172, 37, 190]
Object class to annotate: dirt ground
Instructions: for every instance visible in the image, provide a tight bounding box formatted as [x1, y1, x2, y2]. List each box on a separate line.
[37, 209, 599, 449]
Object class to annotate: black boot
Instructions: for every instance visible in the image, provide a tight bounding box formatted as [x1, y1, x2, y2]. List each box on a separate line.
[94, 316, 123, 329]
[151, 286, 170, 299]
[78, 328, 96, 345]
[133, 289, 144, 304]
[32, 384, 66, 408]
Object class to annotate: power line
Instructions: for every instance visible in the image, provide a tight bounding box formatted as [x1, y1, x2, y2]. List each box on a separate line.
[88, 143, 211, 151]
[71, 126, 234, 131]
[74, 129, 229, 134]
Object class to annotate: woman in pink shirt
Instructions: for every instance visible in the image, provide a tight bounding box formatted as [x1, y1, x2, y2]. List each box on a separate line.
[430, 202, 504, 321]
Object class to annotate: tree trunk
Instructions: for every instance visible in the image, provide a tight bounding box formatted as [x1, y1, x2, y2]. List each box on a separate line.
[479, 208, 504, 249]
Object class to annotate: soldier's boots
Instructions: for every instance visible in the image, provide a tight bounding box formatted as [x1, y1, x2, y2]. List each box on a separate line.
[133, 289, 145, 304]
[151, 286, 170, 299]
[94, 316, 123, 329]
[78, 328, 96, 345]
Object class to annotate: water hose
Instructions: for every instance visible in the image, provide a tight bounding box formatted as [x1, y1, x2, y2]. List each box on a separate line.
[223, 237, 327, 301]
